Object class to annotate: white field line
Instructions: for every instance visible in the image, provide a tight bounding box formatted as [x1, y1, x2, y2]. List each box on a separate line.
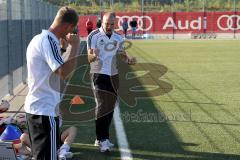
[114, 101, 133, 160]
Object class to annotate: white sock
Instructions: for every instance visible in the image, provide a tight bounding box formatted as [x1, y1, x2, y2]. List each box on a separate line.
[60, 144, 70, 152]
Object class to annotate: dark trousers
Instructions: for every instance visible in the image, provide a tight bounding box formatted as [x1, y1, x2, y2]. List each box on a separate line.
[26, 113, 59, 160]
[123, 29, 127, 37]
[91, 73, 119, 141]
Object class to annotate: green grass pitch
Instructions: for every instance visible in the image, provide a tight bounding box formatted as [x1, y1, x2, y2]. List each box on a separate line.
[62, 39, 240, 160]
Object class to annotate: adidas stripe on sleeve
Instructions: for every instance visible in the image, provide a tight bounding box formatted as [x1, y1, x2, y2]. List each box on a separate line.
[41, 36, 64, 72]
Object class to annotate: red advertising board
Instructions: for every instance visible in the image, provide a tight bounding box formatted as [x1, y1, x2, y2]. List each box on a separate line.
[77, 15, 98, 37]
[78, 12, 240, 37]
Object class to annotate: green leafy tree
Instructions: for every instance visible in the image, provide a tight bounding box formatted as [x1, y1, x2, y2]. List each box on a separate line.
[42, 0, 237, 13]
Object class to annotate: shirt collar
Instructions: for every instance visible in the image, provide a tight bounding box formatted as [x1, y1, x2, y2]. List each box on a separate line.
[42, 30, 60, 44]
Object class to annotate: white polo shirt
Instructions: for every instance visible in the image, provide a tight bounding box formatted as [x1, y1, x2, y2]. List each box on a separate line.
[24, 30, 64, 117]
[87, 27, 124, 76]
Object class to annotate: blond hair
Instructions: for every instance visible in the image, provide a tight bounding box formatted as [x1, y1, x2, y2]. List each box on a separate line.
[55, 6, 78, 26]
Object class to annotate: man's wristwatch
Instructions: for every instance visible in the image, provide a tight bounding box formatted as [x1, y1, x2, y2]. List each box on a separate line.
[61, 48, 66, 53]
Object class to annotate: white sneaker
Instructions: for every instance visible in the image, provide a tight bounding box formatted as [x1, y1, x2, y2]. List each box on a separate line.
[17, 155, 29, 160]
[99, 140, 110, 152]
[59, 150, 73, 159]
[58, 155, 66, 160]
[94, 139, 100, 146]
[94, 139, 114, 148]
[106, 139, 114, 148]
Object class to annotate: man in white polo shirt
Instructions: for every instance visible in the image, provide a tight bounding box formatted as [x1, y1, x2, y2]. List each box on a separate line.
[87, 12, 136, 152]
[24, 7, 80, 160]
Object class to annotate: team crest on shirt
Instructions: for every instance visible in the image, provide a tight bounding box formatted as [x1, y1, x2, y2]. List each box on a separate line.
[96, 36, 107, 48]
[112, 40, 117, 47]
[100, 39, 105, 45]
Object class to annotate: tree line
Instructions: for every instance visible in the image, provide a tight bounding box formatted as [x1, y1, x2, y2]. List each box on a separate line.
[42, 0, 240, 14]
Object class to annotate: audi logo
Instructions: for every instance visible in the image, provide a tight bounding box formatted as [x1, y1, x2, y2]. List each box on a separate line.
[116, 15, 153, 32]
[217, 15, 240, 31]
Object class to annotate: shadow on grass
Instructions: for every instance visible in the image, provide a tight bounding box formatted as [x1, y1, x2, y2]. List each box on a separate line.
[126, 44, 240, 159]
[70, 143, 120, 160]
[59, 41, 240, 160]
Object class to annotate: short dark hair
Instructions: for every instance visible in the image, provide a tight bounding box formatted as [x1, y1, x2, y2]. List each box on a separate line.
[56, 6, 79, 26]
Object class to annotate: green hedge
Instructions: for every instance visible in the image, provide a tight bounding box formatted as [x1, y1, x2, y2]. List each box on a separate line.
[43, 0, 240, 15]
